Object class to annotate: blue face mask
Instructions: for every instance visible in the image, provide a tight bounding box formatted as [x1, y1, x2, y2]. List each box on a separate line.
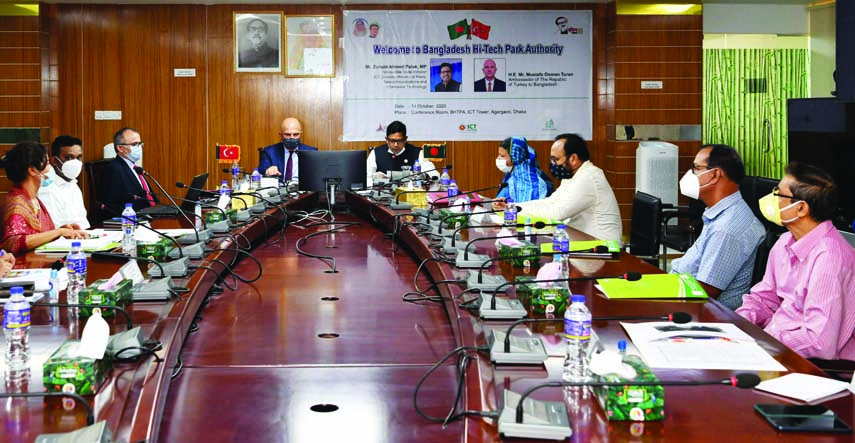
[41, 166, 55, 188]
[127, 144, 143, 163]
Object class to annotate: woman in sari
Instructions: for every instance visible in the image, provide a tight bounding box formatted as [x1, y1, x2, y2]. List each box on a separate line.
[0, 141, 87, 256]
[495, 136, 553, 203]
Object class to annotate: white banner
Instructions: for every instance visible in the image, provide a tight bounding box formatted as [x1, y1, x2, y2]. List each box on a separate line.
[343, 10, 592, 141]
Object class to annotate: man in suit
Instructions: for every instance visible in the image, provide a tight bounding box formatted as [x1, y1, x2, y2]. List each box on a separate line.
[258, 117, 318, 183]
[474, 59, 506, 92]
[99, 127, 159, 217]
[434, 62, 460, 92]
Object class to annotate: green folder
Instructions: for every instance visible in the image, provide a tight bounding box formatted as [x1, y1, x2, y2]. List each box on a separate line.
[596, 273, 708, 299]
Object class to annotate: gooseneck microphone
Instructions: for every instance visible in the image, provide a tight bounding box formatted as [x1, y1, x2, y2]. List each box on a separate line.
[134, 166, 199, 243]
[489, 272, 643, 311]
[476, 246, 611, 283]
[97, 202, 185, 259]
[426, 182, 509, 221]
[32, 302, 134, 329]
[155, 189, 229, 222]
[505, 373, 761, 434]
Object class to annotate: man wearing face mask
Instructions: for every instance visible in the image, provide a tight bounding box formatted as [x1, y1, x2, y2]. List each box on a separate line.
[496, 133, 621, 242]
[37, 135, 89, 229]
[99, 127, 159, 217]
[366, 120, 437, 187]
[258, 117, 318, 184]
[670, 144, 765, 309]
[737, 163, 855, 360]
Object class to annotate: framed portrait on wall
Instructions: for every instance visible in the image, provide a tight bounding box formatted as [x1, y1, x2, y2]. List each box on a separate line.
[285, 15, 335, 77]
[234, 12, 283, 73]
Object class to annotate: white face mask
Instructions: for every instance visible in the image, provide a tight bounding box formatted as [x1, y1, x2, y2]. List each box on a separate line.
[60, 159, 83, 180]
[495, 158, 512, 173]
[678, 168, 715, 200]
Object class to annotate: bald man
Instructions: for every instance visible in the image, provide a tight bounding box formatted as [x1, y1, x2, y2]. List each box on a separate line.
[474, 59, 506, 92]
[258, 117, 318, 182]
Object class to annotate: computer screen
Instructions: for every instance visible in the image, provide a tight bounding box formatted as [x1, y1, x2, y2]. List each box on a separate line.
[297, 150, 367, 192]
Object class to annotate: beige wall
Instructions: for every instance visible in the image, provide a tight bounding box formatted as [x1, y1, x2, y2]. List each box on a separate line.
[809, 3, 836, 98]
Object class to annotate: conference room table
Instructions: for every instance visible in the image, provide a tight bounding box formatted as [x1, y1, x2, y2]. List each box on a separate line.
[2, 189, 854, 442]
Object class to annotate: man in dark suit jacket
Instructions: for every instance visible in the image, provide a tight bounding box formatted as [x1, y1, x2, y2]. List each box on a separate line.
[474, 58, 507, 92]
[258, 117, 318, 183]
[99, 127, 159, 218]
[434, 62, 461, 92]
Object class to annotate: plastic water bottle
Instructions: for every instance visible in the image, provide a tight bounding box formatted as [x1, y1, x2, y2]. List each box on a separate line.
[553, 224, 569, 255]
[504, 198, 517, 226]
[250, 168, 262, 190]
[4, 286, 30, 381]
[412, 161, 422, 188]
[563, 294, 592, 383]
[461, 195, 471, 213]
[194, 200, 204, 231]
[231, 161, 241, 189]
[525, 217, 533, 237]
[219, 180, 231, 197]
[446, 180, 459, 205]
[121, 203, 137, 256]
[66, 241, 87, 305]
[48, 269, 60, 326]
[439, 168, 450, 190]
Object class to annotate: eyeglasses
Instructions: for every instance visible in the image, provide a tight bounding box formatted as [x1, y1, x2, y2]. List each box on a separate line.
[550, 156, 566, 165]
[440, 70, 452, 74]
[120, 141, 144, 149]
[691, 163, 709, 174]
[386, 137, 407, 145]
[772, 186, 799, 201]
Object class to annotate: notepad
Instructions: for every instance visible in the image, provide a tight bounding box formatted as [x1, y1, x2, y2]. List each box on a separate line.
[755, 373, 853, 404]
[35, 234, 121, 254]
[596, 273, 708, 300]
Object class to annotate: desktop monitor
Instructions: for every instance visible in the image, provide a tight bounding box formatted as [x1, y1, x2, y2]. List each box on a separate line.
[297, 150, 367, 192]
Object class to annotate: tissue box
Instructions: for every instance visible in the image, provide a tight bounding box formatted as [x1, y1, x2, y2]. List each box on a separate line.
[231, 194, 256, 210]
[515, 277, 571, 316]
[137, 238, 173, 262]
[43, 340, 109, 396]
[78, 279, 133, 317]
[497, 240, 540, 268]
[594, 354, 665, 421]
[438, 208, 469, 230]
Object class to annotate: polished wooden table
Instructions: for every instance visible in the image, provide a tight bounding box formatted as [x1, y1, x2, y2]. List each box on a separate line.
[5, 191, 854, 442]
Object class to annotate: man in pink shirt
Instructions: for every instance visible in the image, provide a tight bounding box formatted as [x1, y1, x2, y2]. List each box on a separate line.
[737, 163, 855, 360]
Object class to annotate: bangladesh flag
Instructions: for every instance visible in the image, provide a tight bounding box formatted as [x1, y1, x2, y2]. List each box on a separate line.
[470, 19, 491, 40]
[447, 19, 469, 40]
[423, 143, 447, 159]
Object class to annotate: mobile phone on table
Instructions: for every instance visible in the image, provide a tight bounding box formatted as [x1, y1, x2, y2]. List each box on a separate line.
[755, 404, 852, 433]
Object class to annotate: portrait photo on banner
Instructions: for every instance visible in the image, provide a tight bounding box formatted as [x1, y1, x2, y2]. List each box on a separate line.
[430, 58, 463, 93]
[234, 12, 283, 73]
[473, 57, 507, 93]
[286, 15, 335, 77]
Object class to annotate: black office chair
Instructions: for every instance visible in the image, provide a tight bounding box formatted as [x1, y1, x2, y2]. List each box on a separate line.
[628, 191, 663, 267]
[84, 158, 113, 226]
[741, 175, 788, 235]
[660, 198, 705, 269]
[808, 358, 855, 382]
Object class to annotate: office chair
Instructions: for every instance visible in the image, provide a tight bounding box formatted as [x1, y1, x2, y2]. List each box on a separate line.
[628, 191, 663, 267]
[659, 198, 705, 270]
[84, 158, 113, 226]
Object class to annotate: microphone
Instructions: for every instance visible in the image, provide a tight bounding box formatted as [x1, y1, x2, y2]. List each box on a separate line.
[430, 199, 516, 237]
[149, 191, 230, 234]
[222, 167, 248, 175]
[389, 177, 439, 210]
[32, 302, 134, 329]
[97, 202, 201, 260]
[449, 219, 555, 249]
[91, 251, 190, 280]
[483, 272, 644, 319]
[135, 166, 200, 243]
[426, 183, 509, 222]
[459, 228, 553, 263]
[131, 194, 212, 243]
[475, 246, 611, 283]
[500, 373, 761, 439]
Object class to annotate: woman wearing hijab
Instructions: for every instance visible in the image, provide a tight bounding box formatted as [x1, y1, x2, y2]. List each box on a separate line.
[495, 136, 552, 202]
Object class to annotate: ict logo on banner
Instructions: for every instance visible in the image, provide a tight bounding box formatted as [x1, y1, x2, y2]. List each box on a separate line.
[458, 123, 478, 132]
[543, 119, 557, 131]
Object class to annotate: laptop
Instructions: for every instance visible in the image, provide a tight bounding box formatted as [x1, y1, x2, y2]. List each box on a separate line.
[137, 172, 209, 218]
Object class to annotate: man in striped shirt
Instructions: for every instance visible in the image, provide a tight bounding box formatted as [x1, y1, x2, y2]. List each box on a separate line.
[737, 163, 855, 360]
[671, 144, 765, 309]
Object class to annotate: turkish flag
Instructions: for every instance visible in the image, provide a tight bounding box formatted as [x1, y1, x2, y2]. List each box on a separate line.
[217, 144, 240, 163]
[470, 20, 491, 40]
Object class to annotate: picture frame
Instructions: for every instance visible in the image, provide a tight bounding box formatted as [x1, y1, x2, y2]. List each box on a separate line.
[285, 15, 335, 78]
[234, 12, 283, 73]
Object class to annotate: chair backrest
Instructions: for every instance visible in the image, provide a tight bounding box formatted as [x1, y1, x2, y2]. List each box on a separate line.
[751, 229, 782, 286]
[840, 230, 855, 249]
[84, 159, 113, 226]
[629, 191, 662, 257]
[741, 175, 787, 234]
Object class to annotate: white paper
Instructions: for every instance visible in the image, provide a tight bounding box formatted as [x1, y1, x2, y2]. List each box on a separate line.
[1, 267, 68, 292]
[755, 373, 851, 403]
[304, 48, 332, 75]
[621, 321, 787, 372]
